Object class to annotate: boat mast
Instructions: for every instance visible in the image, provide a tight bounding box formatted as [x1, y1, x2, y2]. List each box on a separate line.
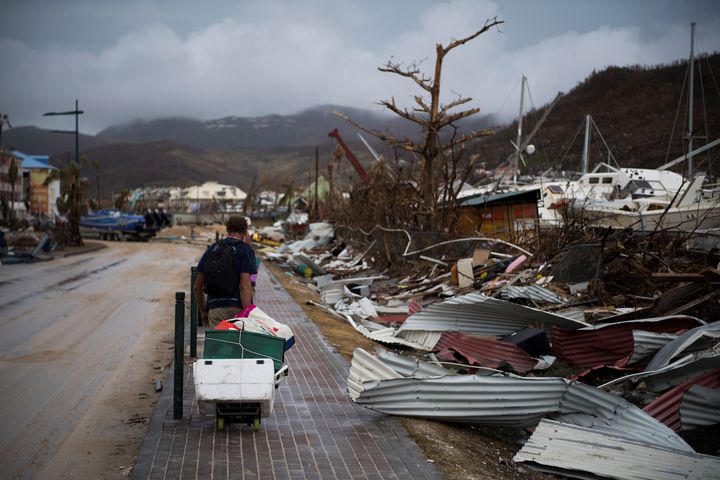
[687, 22, 696, 177]
[514, 75, 526, 185]
[582, 114, 591, 174]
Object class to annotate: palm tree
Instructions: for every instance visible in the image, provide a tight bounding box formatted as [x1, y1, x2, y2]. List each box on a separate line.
[0, 113, 11, 147]
[45, 155, 89, 246]
[91, 157, 100, 204]
[8, 157, 18, 223]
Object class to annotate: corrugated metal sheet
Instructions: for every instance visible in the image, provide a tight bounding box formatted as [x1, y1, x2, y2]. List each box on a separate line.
[382, 329, 442, 350]
[680, 384, 720, 430]
[458, 188, 539, 206]
[347, 349, 690, 451]
[396, 293, 589, 340]
[372, 314, 409, 324]
[646, 321, 720, 371]
[434, 332, 538, 373]
[629, 330, 678, 364]
[555, 308, 586, 322]
[356, 325, 438, 350]
[307, 299, 439, 350]
[514, 419, 720, 480]
[346, 347, 402, 400]
[599, 352, 720, 392]
[644, 369, 720, 431]
[375, 349, 456, 378]
[499, 285, 566, 304]
[551, 316, 704, 368]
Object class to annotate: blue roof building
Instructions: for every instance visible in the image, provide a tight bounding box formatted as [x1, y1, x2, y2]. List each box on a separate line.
[10, 150, 59, 217]
[10, 150, 56, 170]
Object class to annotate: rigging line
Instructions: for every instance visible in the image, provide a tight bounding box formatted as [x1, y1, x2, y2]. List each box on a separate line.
[696, 36, 720, 97]
[558, 118, 585, 169]
[524, 80, 551, 171]
[697, 56, 712, 170]
[493, 76, 521, 118]
[590, 117, 619, 168]
[663, 60, 689, 165]
[704, 54, 720, 98]
[590, 126, 607, 168]
[700, 54, 720, 175]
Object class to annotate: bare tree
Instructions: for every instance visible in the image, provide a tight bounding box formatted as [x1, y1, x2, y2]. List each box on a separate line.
[338, 18, 503, 230]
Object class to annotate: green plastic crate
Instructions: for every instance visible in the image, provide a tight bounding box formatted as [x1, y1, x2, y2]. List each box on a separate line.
[203, 330, 285, 372]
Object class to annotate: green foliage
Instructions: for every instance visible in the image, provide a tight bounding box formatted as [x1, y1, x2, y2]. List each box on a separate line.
[45, 155, 89, 246]
[8, 157, 18, 222]
[114, 188, 129, 210]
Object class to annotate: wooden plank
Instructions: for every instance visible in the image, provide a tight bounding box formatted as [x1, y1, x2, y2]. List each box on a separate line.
[651, 272, 706, 282]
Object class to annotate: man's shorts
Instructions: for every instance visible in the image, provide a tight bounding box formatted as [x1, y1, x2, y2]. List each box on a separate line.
[208, 306, 243, 328]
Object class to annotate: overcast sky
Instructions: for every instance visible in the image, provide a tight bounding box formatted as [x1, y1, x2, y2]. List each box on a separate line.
[1, 0, 719, 134]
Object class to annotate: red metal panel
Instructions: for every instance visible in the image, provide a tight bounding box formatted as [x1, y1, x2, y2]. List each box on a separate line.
[551, 316, 703, 368]
[373, 314, 409, 324]
[643, 369, 720, 431]
[492, 206, 505, 220]
[434, 332, 538, 373]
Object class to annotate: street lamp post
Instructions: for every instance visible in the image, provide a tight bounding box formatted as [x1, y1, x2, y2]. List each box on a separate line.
[43, 99, 84, 164]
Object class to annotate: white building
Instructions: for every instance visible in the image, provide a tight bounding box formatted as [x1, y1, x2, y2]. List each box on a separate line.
[180, 181, 247, 213]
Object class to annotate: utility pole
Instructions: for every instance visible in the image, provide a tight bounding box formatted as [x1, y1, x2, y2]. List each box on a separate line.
[582, 114, 591, 174]
[43, 99, 83, 166]
[687, 22, 696, 177]
[513, 75, 526, 185]
[314, 146, 320, 219]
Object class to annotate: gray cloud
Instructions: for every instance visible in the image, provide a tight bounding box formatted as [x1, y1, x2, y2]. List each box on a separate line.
[0, 0, 718, 134]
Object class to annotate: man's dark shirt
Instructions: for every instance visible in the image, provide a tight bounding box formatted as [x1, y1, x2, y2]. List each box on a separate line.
[197, 237, 256, 311]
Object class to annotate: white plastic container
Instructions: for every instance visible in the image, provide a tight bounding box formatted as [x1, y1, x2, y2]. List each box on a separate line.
[193, 358, 275, 420]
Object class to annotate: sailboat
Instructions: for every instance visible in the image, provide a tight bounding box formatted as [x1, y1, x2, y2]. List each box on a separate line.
[545, 22, 720, 233]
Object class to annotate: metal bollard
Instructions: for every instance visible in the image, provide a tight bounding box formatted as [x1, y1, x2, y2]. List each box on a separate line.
[174, 291, 185, 419]
[190, 267, 198, 358]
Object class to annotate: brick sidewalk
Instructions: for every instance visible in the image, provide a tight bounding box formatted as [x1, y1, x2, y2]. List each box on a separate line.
[132, 266, 439, 480]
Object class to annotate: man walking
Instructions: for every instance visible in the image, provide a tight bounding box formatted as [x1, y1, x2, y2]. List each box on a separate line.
[194, 215, 256, 328]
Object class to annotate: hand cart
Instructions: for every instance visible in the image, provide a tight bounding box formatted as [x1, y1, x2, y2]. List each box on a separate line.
[194, 329, 289, 430]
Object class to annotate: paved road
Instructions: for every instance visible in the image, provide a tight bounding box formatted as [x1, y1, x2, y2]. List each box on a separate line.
[0, 242, 200, 479]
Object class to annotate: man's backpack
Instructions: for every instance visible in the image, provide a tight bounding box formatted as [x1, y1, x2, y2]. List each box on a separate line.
[202, 242, 239, 296]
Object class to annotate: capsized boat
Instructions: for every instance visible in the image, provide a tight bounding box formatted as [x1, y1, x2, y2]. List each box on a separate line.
[575, 175, 720, 233]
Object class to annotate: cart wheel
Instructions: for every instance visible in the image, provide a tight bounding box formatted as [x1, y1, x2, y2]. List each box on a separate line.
[217, 417, 225, 430]
[252, 417, 260, 431]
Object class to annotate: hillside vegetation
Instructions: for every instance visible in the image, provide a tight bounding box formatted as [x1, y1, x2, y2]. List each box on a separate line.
[474, 53, 720, 177]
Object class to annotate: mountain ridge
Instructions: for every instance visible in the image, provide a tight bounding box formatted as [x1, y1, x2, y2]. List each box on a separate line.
[3, 53, 719, 197]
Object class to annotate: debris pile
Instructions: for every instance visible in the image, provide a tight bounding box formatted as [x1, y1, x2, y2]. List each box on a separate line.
[260, 222, 720, 479]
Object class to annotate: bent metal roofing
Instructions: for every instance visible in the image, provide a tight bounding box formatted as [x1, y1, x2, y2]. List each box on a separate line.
[434, 332, 538, 373]
[550, 316, 704, 368]
[458, 188, 540, 207]
[643, 369, 720, 431]
[396, 292, 589, 339]
[347, 348, 691, 452]
[514, 419, 720, 480]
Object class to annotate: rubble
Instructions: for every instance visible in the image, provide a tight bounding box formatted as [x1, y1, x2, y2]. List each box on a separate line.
[260, 219, 720, 476]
